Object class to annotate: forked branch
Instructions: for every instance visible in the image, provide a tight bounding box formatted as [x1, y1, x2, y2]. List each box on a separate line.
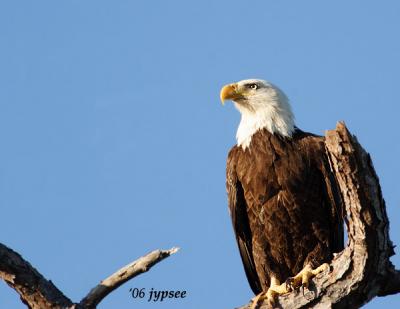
[0, 244, 179, 309]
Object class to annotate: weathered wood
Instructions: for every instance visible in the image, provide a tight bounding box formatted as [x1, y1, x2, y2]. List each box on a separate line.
[0, 243, 73, 309]
[238, 122, 399, 309]
[80, 247, 179, 308]
[0, 244, 178, 309]
[1, 122, 399, 309]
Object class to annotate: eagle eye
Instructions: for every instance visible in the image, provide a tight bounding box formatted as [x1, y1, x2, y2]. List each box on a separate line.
[247, 83, 259, 90]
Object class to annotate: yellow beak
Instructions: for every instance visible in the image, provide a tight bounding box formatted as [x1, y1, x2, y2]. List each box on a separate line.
[220, 83, 240, 105]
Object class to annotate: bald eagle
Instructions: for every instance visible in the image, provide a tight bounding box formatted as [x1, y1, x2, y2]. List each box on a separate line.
[221, 79, 343, 306]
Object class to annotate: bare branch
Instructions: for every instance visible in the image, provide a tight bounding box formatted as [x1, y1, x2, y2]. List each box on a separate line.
[80, 247, 180, 308]
[0, 243, 73, 309]
[238, 122, 400, 309]
[0, 244, 179, 309]
[378, 267, 400, 296]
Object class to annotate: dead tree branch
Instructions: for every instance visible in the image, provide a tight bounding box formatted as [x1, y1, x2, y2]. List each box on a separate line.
[80, 247, 179, 308]
[0, 243, 73, 309]
[0, 243, 179, 309]
[238, 122, 400, 309]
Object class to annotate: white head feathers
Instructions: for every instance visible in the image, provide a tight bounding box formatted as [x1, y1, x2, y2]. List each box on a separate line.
[220, 79, 295, 149]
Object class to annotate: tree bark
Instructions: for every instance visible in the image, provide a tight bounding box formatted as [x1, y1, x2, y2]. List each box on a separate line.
[80, 247, 179, 308]
[0, 244, 178, 309]
[1, 122, 399, 309]
[238, 122, 400, 309]
[0, 243, 73, 309]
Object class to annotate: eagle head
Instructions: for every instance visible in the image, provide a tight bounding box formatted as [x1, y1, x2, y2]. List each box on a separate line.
[220, 79, 295, 149]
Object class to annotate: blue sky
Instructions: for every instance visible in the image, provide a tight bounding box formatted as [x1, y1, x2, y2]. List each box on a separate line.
[1, 1, 399, 308]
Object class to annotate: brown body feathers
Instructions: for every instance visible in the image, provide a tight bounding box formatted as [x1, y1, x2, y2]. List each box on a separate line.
[226, 128, 343, 294]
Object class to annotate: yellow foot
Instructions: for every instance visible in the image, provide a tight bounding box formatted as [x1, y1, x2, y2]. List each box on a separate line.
[250, 277, 291, 309]
[285, 263, 330, 292]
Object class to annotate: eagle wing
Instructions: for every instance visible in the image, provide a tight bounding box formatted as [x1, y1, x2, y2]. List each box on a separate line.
[226, 147, 262, 295]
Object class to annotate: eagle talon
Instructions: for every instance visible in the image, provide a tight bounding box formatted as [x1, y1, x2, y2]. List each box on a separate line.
[285, 275, 303, 291]
[287, 263, 330, 293]
[250, 290, 276, 309]
[284, 277, 295, 292]
[250, 291, 268, 309]
[251, 277, 291, 309]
